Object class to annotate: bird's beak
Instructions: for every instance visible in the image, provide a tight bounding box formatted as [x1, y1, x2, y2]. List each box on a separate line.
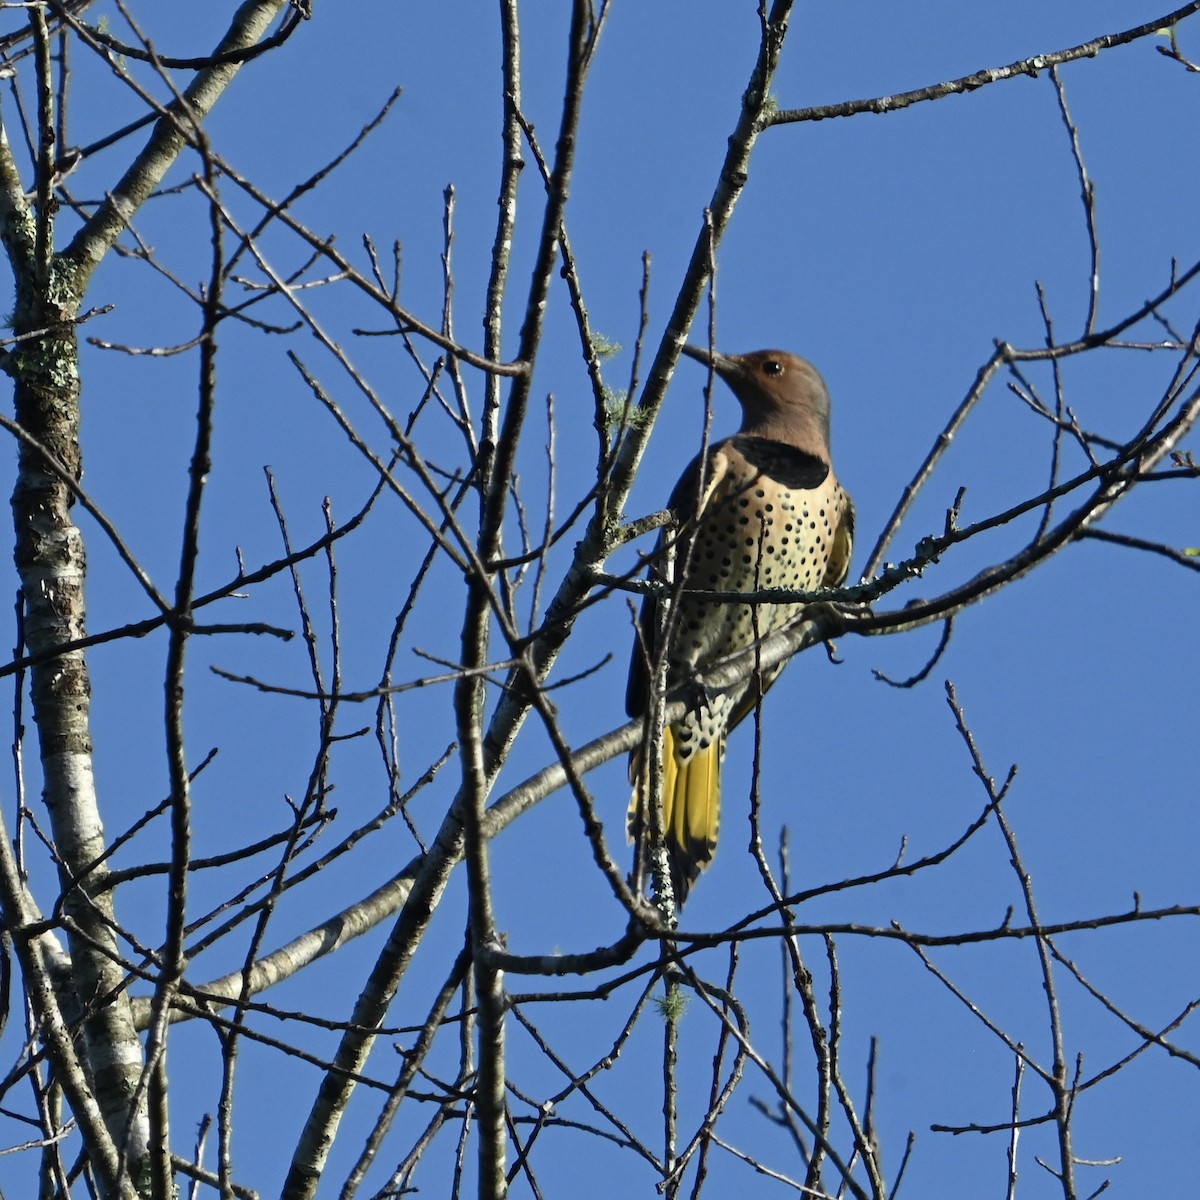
[681, 343, 741, 379]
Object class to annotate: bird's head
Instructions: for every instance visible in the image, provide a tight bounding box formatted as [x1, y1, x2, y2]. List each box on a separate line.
[681, 344, 833, 454]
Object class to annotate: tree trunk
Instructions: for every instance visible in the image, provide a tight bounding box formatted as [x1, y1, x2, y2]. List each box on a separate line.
[11, 262, 151, 1194]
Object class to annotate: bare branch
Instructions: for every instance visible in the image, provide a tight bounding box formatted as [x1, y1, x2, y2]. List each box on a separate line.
[769, 4, 1200, 126]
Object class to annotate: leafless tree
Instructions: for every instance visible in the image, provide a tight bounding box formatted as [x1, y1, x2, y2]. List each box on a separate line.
[0, 3, 1196, 1199]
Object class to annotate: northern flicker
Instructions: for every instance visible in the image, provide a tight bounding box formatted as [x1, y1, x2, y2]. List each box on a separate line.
[627, 344, 854, 904]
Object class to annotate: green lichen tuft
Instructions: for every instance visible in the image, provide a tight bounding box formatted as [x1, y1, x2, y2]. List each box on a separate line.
[654, 985, 689, 1025]
[590, 333, 622, 361]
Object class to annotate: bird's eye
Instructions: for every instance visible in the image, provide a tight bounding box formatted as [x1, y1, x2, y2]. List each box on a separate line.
[761, 359, 783, 376]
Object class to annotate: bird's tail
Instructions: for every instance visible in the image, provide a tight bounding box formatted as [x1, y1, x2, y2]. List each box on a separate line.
[629, 726, 723, 905]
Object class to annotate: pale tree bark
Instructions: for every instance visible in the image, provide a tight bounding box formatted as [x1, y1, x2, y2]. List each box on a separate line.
[0, 2, 295, 1194]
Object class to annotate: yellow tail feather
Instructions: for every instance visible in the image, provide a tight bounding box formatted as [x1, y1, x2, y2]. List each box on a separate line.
[631, 726, 723, 904]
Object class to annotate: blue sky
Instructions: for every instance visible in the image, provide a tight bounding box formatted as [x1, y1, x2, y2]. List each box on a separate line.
[1, 3, 1197, 1197]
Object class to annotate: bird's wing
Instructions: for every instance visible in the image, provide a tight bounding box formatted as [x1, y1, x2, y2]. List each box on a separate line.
[625, 444, 731, 719]
[823, 490, 855, 589]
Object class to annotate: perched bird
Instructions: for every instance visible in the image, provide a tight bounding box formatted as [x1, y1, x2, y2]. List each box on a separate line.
[627, 344, 854, 904]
